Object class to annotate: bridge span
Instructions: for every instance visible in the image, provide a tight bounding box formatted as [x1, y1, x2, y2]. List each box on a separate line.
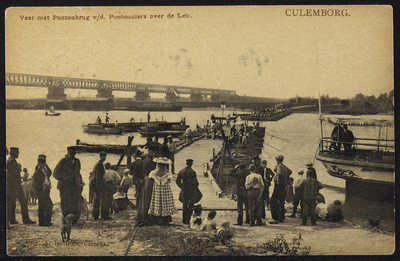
[5, 73, 236, 102]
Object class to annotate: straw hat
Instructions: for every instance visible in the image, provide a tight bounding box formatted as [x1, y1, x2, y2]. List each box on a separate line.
[153, 157, 172, 165]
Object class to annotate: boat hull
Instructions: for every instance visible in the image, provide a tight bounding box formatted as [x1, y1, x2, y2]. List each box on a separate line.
[239, 110, 292, 121]
[82, 124, 124, 135]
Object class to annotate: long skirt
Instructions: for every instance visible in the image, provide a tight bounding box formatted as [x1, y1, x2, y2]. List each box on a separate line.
[136, 176, 154, 226]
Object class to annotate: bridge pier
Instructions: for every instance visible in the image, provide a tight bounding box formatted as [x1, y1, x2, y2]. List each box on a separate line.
[190, 93, 204, 102]
[165, 91, 178, 102]
[96, 89, 114, 99]
[135, 90, 150, 102]
[47, 86, 66, 100]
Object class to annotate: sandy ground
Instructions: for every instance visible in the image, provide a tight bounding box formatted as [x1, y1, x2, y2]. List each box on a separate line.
[6, 199, 395, 256]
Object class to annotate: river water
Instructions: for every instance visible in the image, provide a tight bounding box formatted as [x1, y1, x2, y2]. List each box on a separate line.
[6, 109, 394, 206]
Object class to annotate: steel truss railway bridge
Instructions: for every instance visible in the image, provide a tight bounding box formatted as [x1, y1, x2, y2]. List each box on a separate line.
[5, 73, 236, 102]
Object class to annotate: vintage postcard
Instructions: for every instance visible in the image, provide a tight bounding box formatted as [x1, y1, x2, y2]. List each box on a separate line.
[5, 6, 394, 256]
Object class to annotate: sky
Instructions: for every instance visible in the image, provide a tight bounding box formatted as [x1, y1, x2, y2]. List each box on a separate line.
[5, 6, 393, 99]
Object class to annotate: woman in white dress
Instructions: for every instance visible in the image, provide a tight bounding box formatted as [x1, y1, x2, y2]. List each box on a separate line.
[148, 157, 178, 225]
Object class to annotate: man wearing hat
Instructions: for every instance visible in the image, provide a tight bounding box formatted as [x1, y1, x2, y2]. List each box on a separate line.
[229, 163, 250, 225]
[306, 161, 318, 180]
[261, 160, 275, 211]
[288, 168, 306, 218]
[6, 147, 36, 225]
[53, 146, 83, 224]
[176, 159, 201, 224]
[270, 155, 292, 223]
[90, 151, 110, 220]
[32, 154, 53, 226]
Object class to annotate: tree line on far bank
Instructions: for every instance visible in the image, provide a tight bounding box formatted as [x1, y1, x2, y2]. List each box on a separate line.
[287, 90, 394, 114]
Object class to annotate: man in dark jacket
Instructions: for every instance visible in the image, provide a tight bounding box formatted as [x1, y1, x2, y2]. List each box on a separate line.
[270, 155, 292, 223]
[261, 160, 275, 210]
[32, 154, 53, 226]
[7, 147, 36, 225]
[130, 150, 144, 208]
[90, 151, 110, 220]
[297, 169, 324, 225]
[54, 146, 83, 224]
[176, 159, 200, 224]
[229, 163, 250, 225]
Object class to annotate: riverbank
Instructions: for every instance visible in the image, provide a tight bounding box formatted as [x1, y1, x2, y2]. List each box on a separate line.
[6, 201, 394, 256]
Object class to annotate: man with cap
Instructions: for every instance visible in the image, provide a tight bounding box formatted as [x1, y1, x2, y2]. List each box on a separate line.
[270, 155, 292, 223]
[6, 147, 36, 225]
[252, 156, 266, 218]
[53, 146, 84, 224]
[288, 168, 306, 218]
[306, 161, 317, 180]
[32, 154, 53, 226]
[90, 151, 110, 220]
[229, 163, 250, 225]
[176, 159, 200, 224]
[245, 164, 265, 226]
[261, 160, 275, 211]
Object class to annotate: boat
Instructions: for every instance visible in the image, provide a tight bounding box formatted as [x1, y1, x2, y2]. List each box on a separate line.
[45, 106, 61, 116]
[137, 121, 188, 132]
[209, 125, 266, 192]
[82, 123, 124, 134]
[315, 116, 395, 223]
[138, 130, 186, 138]
[237, 109, 292, 121]
[74, 140, 144, 154]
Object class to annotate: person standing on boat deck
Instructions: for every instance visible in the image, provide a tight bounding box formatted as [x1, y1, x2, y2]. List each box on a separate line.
[176, 159, 200, 225]
[245, 164, 265, 226]
[96, 116, 102, 124]
[261, 160, 275, 211]
[297, 169, 324, 226]
[130, 150, 144, 207]
[105, 112, 110, 124]
[147, 111, 151, 123]
[7, 147, 36, 226]
[288, 168, 306, 218]
[167, 136, 177, 174]
[90, 151, 111, 220]
[130, 117, 135, 123]
[252, 156, 266, 219]
[136, 143, 158, 226]
[331, 124, 345, 150]
[343, 124, 355, 151]
[148, 157, 177, 225]
[53, 146, 83, 224]
[270, 155, 292, 223]
[32, 154, 53, 226]
[229, 163, 250, 225]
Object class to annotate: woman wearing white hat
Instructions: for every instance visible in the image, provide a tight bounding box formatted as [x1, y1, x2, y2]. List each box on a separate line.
[147, 157, 178, 225]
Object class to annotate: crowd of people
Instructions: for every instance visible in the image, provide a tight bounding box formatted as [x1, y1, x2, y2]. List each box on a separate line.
[229, 155, 343, 226]
[6, 122, 343, 230]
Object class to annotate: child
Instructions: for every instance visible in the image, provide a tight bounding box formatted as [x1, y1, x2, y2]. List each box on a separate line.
[201, 210, 217, 234]
[22, 168, 29, 182]
[113, 186, 128, 214]
[325, 200, 343, 222]
[190, 205, 203, 230]
[120, 169, 133, 200]
[286, 177, 294, 203]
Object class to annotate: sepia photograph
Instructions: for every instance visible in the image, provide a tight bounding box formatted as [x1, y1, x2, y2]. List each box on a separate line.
[5, 5, 395, 256]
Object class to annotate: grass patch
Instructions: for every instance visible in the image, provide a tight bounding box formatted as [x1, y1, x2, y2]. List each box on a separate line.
[131, 225, 250, 256]
[256, 233, 311, 256]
